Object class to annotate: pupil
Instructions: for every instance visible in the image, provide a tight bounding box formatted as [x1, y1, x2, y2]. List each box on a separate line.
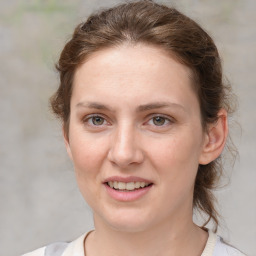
[153, 116, 165, 126]
[93, 116, 104, 125]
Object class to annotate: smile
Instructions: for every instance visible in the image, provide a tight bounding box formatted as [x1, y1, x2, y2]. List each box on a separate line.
[107, 181, 152, 191]
[104, 177, 153, 201]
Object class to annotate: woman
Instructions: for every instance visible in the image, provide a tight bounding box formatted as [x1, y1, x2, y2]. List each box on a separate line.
[23, 1, 246, 255]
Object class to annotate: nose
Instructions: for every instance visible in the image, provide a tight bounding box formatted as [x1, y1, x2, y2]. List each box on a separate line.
[107, 125, 144, 168]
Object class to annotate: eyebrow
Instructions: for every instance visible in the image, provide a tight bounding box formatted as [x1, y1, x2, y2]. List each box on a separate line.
[76, 101, 185, 112]
[137, 102, 185, 112]
[76, 102, 112, 110]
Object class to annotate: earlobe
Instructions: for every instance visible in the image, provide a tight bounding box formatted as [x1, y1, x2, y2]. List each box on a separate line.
[63, 126, 73, 161]
[199, 109, 228, 165]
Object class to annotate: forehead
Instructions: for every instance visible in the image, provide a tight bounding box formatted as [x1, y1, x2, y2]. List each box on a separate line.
[72, 44, 198, 111]
[75, 43, 192, 77]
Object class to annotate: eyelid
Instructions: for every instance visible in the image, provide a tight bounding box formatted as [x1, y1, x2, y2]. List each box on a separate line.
[145, 114, 175, 126]
[82, 113, 175, 128]
[83, 114, 110, 126]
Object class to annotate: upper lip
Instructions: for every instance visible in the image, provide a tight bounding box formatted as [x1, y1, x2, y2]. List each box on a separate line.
[103, 176, 153, 184]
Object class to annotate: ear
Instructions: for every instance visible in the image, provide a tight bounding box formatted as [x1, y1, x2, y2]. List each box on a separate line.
[63, 126, 73, 161]
[199, 109, 228, 165]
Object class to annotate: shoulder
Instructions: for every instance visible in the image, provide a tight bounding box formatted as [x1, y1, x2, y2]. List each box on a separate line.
[213, 237, 247, 256]
[22, 247, 45, 256]
[202, 230, 246, 256]
[21, 232, 89, 256]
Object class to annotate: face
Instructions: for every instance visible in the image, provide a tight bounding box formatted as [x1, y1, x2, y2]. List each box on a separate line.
[65, 44, 208, 232]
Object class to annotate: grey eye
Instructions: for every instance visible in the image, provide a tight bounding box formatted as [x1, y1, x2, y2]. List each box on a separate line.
[152, 116, 166, 126]
[92, 116, 105, 125]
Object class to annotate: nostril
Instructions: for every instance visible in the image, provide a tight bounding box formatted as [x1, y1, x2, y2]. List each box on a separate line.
[107, 149, 135, 167]
[107, 144, 144, 167]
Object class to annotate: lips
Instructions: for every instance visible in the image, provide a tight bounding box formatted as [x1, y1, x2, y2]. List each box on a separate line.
[103, 176, 153, 201]
[104, 176, 153, 190]
[107, 181, 151, 191]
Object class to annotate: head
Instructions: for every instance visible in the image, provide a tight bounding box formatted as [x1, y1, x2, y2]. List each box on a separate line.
[51, 0, 235, 230]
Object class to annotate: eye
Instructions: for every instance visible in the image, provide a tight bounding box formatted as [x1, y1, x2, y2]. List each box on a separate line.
[147, 115, 172, 127]
[91, 116, 105, 125]
[84, 115, 108, 126]
[152, 116, 167, 126]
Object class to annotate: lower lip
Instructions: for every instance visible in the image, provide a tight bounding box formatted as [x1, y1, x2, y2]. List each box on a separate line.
[104, 184, 153, 202]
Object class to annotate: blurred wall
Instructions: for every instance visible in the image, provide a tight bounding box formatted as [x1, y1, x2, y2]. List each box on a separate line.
[0, 0, 255, 255]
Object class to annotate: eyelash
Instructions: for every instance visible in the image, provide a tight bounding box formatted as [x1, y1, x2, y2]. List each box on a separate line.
[83, 114, 174, 128]
[147, 115, 172, 127]
[83, 114, 109, 127]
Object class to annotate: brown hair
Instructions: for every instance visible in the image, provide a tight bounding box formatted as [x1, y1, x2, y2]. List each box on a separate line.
[51, 0, 235, 229]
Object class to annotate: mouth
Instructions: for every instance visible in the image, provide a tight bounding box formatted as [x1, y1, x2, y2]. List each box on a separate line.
[105, 181, 153, 191]
[103, 176, 154, 201]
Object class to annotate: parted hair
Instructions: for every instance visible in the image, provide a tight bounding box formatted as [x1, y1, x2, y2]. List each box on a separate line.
[51, 0, 236, 229]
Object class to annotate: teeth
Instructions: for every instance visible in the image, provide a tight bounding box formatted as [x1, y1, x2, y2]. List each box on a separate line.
[126, 182, 135, 190]
[108, 181, 114, 188]
[118, 182, 126, 190]
[135, 181, 140, 189]
[107, 181, 150, 191]
[113, 181, 118, 189]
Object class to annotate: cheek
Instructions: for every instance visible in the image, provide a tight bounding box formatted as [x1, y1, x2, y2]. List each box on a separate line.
[149, 132, 202, 183]
[153, 135, 200, 163]
[69, 135, 108, 204]
[69, 128, 108, 170]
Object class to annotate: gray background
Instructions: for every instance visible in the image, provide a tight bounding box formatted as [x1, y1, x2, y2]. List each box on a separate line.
[0, 0, 255, 255]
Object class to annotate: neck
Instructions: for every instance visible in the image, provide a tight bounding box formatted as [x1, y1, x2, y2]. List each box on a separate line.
[85, 214, 208, 256]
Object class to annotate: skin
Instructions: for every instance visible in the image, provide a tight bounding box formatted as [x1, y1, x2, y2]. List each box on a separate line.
[64, 44, 228, 256]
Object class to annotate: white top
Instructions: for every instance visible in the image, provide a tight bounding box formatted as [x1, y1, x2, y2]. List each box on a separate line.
[22, 230, 246, 256]
[202, 231, 246, 256]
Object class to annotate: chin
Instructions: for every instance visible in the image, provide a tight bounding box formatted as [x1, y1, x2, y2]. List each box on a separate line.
[97, 208, 157, 233]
